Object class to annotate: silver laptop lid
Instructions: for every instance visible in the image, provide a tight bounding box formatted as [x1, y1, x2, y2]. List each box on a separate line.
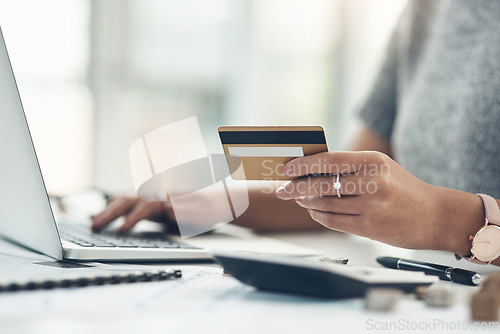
[0, 27, 63, 260]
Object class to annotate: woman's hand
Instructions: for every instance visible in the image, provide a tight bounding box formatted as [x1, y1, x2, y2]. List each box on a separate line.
[276, 151, 485, 254]
[90, 186, 248, 234]
[91, 197, 175, 233]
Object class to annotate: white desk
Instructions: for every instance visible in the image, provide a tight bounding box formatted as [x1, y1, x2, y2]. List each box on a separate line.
[1, 229, 499, 334]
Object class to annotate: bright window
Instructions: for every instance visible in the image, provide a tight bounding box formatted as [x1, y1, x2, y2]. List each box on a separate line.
[0, 0, 405, 194]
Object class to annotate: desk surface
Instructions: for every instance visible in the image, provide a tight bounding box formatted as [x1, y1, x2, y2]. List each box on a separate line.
[1, 228, 499, 334]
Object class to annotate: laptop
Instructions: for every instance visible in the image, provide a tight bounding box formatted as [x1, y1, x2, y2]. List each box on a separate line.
[0, 27, 321, 261]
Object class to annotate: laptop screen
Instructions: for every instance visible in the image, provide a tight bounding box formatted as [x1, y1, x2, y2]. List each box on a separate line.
[0, 27, 63, 260]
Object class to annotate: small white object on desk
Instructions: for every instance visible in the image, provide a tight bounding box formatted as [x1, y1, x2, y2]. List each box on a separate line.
[364, 288, 403, 312]
[424, 288, 454, 307]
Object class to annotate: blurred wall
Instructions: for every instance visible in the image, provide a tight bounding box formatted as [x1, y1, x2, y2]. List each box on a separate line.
[0, 0, 405, 195]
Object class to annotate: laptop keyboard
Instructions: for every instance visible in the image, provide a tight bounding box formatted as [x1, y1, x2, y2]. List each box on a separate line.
[58, 223, 200, 249]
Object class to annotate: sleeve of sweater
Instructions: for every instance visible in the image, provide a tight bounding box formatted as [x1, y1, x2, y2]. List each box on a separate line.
[357, 15, 401, 143]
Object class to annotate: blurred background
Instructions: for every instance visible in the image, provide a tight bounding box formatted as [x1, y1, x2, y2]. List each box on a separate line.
[0, 0, 406, 196]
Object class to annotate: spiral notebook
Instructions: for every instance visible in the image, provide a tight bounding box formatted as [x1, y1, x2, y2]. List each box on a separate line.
[0, 247, 182, 293]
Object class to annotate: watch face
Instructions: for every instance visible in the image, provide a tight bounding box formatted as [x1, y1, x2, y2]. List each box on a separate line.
[472, 225, 500, 262]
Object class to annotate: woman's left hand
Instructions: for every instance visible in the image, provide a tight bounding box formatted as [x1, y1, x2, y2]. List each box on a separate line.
[275, 151, 483, 253]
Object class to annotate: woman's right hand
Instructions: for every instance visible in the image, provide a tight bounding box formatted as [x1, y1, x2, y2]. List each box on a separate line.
[91, 197, 175, 233]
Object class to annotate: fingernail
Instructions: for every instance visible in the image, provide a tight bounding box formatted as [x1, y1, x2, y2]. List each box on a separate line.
[276, 184, 286, 198]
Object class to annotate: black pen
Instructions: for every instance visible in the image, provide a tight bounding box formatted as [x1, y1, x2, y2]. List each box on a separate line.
[377, 256, 482, 286]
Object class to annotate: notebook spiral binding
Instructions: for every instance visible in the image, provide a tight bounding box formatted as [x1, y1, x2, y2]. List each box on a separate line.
[0, 269, 182, 293]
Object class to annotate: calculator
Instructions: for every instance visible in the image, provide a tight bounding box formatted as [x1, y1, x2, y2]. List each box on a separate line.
[213, 252, 438, 299]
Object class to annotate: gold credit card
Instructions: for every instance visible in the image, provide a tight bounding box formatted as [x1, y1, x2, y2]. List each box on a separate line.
[218, 126, 328, 180]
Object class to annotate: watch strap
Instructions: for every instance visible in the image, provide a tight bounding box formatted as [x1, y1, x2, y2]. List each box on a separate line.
[477, 193, 500, 226]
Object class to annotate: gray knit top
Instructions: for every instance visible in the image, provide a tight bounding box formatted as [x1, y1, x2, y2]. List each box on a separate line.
[359, 0, 500, 198]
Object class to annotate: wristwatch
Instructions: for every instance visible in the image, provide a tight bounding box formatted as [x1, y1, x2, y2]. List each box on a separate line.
[468, 194, 500, 264]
